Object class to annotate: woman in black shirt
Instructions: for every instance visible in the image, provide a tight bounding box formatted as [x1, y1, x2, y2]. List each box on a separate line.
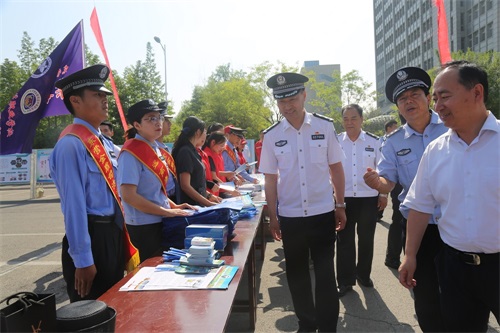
[172, 116, 221, 206]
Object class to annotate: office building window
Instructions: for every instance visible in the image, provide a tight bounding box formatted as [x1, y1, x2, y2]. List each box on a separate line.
[487, 0, 493, 10]
[487, 22, 493, 39]
[480, 27, 485, 42]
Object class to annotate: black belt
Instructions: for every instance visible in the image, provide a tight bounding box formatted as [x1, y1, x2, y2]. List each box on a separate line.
[87, 214, 114, 224]
[445, 243, 499, 266]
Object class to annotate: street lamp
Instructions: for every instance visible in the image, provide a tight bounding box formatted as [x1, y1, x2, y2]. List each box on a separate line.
[154, 36, 168, 103]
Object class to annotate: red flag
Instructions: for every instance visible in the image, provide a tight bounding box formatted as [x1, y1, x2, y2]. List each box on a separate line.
[434, 0, 452, 64]
[90, 7, 128, 131]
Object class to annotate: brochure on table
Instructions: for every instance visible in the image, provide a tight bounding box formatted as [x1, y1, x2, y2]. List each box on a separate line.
[119, 265, 238, 291]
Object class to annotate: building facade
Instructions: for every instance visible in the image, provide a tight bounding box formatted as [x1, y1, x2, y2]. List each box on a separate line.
[373, 0, 500, 113]
[301, 60, 341, 115]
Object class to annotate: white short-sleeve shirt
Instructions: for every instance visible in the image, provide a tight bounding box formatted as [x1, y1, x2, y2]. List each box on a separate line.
[404, 112, 500, 253]
[259, 112, 345, 218]
[338, 131, 381, 198]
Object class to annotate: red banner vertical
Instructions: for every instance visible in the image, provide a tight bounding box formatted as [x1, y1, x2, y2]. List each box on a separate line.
[90, 7, 128, 131]
[434, 0, 452, 64]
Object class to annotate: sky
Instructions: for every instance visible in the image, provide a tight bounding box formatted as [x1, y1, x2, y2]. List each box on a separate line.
[1, 0, 376, 114]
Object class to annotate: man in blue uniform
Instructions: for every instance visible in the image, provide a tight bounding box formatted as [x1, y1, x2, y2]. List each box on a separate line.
[156, 101, 178, 203]
[260, 72, 346, 332]
[364, 66, 447, 332]
[50, 64, 128, 302]
[222, 125, 259, 184]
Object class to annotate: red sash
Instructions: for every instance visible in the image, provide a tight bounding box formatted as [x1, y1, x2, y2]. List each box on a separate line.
[224, 144, 237, 164]
[121, 139, 170, 195]
[59, 124, 140, 273]
[159, 147, 177, 180]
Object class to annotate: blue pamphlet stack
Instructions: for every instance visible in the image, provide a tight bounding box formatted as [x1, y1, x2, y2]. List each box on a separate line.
[179, 237, 225, 267]
[184, 224, 228, 250]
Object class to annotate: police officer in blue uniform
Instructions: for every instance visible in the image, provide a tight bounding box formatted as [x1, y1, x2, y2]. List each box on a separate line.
[222, 125, 259, 184]
[364, 67, 447, 332]
[156, 101, 179, 203]
[50, 64, 125, 302]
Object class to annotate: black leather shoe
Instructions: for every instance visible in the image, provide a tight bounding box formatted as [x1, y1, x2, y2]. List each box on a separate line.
[356, 275, 374, 288]
[337, 285, 353, 297]
[384, 259, 401, 270]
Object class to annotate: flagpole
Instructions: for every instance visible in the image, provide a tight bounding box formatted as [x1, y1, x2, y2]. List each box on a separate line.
[90, 7, 128, 131]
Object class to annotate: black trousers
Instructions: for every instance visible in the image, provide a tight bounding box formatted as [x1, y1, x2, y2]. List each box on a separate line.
[62, 216, 124, 303]
[436, 244, 500, 332]
[412, 224, 445, 332]
[280, 211, 339, 332]
[386, 183, 403, 262]
[127, 222, 163, 263]
[336, 196, 378, 285]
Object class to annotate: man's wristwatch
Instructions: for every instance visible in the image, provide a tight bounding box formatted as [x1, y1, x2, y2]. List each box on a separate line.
[378, 193, 388, 198]
[335, 203, 346, 209]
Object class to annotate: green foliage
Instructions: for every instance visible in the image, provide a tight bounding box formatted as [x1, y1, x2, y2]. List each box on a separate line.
[177, 64, 270, 141]
[0, 59, 24, 109]
[363, 114, 400, 137]
[303, 69, 378, 131]
[247, 61, 299, 125]
[10, 31, 497, 153]
[428, 50, 500, 118]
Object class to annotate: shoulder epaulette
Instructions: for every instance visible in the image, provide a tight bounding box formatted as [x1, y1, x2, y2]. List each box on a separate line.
[263, 121, 280, 134]
[387, 126, 403, 138]
[365, 131, 379, 140]
[312, 113, 334, 122]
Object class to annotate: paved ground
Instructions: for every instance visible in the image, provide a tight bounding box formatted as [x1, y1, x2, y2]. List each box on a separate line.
[0, 184, 498, 332]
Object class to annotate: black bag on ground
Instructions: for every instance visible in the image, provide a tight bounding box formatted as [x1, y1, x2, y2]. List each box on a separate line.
[0, 292, 56, 332]
[162, 208, 238, 250]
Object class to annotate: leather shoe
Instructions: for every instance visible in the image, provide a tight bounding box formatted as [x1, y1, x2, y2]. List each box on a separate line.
[337, 285, 353, 297]
[384, 259, 401, 270]
[356, 275, 374, 288]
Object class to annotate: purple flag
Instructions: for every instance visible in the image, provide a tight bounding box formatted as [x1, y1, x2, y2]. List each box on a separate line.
[0, 21, 84, 155]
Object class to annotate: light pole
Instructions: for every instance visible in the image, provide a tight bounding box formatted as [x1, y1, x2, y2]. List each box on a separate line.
[154, 36, 168, 104]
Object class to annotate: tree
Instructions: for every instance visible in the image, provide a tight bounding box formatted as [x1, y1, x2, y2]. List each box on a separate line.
[0, 60, 24, 109]
[302, 69, 378, 131]
[121, 43, 164, 107]
[247, 61, 299, 125]
[428, 50, 500, 118]
[177, 64, 270, 140]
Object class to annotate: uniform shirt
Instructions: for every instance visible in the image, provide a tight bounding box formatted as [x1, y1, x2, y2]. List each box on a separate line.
[156, 140, 176, 196]
[377, 111, 447, 223]
[222, 141, 256, 182]
[117, 134, 170, 226]
[404, 112, 499, 253]
[102, 134, 121, 159]
[339, 130, 380, 198]
[49, 118, 118, 268]
[259, 112, 345, 218]
[175, 143, 207, 205]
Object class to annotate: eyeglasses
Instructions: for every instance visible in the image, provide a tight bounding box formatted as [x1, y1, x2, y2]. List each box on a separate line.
[142, 116, 162, 123]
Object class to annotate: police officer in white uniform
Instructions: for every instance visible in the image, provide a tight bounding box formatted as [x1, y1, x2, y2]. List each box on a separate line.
[336, 104, 384, 297]
[259, 72, 346, 332]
